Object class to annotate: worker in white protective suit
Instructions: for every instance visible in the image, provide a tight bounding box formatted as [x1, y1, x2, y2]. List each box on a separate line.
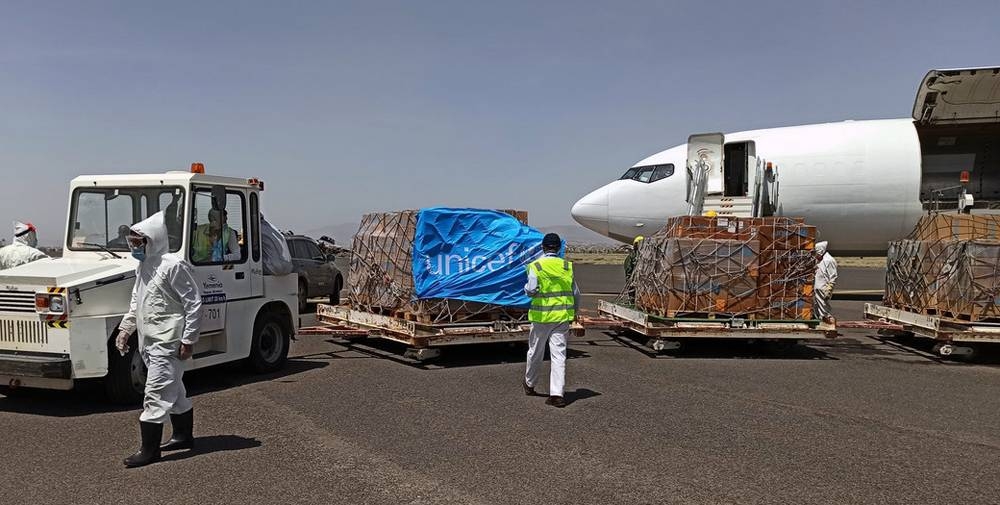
[813, 241, 838, 325]
[0, 222, 48, 270]
[115, 212, 202, 468]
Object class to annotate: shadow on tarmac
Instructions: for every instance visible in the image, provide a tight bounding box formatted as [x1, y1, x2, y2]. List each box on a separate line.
[869, 334, 1000, 365]
[0, 358, 328, 417]
[564, 388, 602, 406]
[323, 338, 591, 370]
[160, 435, 262, 462]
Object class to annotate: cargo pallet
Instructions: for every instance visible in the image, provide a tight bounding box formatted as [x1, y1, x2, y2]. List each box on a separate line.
[864, 303, 1000, 357]
[300, 303, 582, 361]
[594, 300, 836, 353]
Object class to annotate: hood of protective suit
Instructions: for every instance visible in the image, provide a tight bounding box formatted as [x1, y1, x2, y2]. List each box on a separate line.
[14, 221, 38, 248]
[130, 212, 170, 259]
[815, 241, 828, 256]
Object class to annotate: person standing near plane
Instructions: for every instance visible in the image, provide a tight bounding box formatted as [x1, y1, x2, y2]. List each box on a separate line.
[523, 233, 580, 408]
[624, 235, 643, 304]
[813, 241, 838, 325]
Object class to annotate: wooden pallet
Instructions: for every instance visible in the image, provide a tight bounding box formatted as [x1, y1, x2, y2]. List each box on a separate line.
[305, 303, 545, 354]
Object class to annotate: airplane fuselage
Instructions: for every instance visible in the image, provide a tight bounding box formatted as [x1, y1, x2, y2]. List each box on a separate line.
[575, 118, 923, 255]
[572, 66, 1000, 255]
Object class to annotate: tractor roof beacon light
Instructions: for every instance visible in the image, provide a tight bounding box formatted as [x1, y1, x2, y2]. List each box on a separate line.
[191, 162, 205, 174]
[960, 170, 970, 184]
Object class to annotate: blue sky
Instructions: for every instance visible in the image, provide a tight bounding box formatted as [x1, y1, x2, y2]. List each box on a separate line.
[2, 0, 999, 244]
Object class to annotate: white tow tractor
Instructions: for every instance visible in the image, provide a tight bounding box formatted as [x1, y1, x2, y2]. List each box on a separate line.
[0, 164, 298, 402]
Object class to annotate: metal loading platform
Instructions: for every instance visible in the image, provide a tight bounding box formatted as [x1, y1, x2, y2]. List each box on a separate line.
[590, 299, 836, 353]
[864, 303, 1000, 357]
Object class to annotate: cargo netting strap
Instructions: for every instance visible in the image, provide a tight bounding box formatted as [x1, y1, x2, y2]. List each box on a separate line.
[886, 213, 1000, 321]
[618, 216, 818, 320]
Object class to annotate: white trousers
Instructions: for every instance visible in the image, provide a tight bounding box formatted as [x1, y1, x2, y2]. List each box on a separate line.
[814, 290, 833, 320]
[525, 321, 569, 398]
[139, 351, 192, 423]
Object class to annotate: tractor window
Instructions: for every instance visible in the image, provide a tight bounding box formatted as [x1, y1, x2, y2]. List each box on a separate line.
[250, 192, 261, 262]
[189, 187, 247, 265]
[67, 187, 185, 252]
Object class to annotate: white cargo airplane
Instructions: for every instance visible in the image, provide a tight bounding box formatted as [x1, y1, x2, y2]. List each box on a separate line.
[571, 66, 1000, 254]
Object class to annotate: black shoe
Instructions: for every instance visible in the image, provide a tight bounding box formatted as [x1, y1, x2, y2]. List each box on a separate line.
[523, 381, 536, 396]
[161, 408, 194, 452]
[124, 421, 163, 468]
[545, 396, 566, 408]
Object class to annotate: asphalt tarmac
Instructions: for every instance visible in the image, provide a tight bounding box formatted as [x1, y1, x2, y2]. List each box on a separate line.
[2, 265, 998, 505]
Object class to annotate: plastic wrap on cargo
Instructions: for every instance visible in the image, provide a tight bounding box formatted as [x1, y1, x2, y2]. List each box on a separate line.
[260, 215, 294, 276]
[622, 216, 817, 319]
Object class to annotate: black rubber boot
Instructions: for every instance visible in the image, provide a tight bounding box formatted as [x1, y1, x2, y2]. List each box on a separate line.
[161, 408, 194, 451]
[124, 421, 163, 468]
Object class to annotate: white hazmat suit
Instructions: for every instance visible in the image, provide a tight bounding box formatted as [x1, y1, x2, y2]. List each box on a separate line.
[117, 212, 203, 424]
[0, 221, 48, 270]
[813, 241, 838, 323]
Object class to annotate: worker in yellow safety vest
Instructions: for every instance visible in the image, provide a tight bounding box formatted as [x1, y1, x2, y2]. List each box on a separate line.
[191, 209, 240, 263]
[522, 233, 580, 408]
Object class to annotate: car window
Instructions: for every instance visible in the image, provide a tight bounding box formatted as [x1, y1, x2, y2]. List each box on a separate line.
[287, 239, 306, 259]
[303, 241, 322, 260]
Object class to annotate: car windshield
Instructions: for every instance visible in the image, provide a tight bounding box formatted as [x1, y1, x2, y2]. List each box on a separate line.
[67, 186, 186, 252]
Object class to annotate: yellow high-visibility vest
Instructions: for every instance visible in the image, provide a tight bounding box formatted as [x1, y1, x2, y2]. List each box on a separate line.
[528, 256, 575, 323]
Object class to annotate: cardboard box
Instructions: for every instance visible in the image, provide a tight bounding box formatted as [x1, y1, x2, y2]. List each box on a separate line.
[760, 250, 817, 275]
[759, 274, 814, 299]
[910, 214, 1000, 242]
[757, 224, 817, 251]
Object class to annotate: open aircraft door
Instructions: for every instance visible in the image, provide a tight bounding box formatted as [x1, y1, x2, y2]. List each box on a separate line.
[685, 133, 724, 213]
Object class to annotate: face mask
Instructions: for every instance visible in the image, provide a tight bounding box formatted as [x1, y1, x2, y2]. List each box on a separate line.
[131, 246, 146, 261]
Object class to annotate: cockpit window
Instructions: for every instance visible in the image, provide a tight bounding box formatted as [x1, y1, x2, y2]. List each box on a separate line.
[619, 167, 639, 180]
[619, 164, 674, 183]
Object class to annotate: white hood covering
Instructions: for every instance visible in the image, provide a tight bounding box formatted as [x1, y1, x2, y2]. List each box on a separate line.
[131, 211, 170, 259]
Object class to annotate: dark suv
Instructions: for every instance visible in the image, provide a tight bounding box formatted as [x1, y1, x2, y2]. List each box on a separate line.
[285, 234, 344, 311]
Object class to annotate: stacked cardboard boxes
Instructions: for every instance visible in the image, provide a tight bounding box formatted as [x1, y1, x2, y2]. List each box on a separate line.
[886, 214, 1000, 321]
[348, 209, 530, 324]
[631, 216, 818, 319]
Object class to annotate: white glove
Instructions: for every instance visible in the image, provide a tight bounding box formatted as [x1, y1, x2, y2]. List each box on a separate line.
[115, 329, 131, 356]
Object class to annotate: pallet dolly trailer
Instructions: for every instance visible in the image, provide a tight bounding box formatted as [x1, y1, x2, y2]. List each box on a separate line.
[300, 303, 584, 361]
[864, 303, 1000, 357]
[594, 300, 837, 352]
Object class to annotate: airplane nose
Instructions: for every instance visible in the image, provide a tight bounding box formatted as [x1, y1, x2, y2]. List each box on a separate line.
[571, 186, 609, 236]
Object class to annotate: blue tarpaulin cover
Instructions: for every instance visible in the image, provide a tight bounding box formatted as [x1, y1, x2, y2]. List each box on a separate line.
[411, 207, 557, 307]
